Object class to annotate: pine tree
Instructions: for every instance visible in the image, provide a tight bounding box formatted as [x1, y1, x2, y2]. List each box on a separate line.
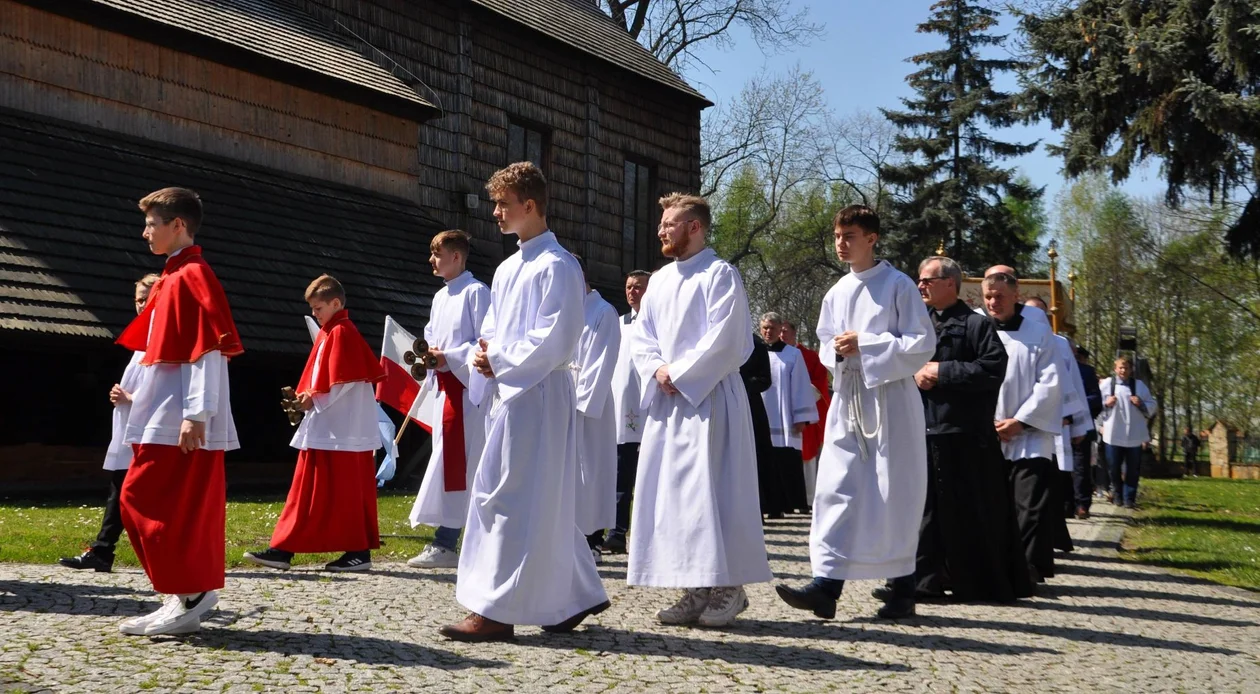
[880, 0, 1043, 273]
[1017, 0, 1260, 259]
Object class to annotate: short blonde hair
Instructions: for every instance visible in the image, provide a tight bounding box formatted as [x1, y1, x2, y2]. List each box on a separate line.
[486, 162, 548, 216]
[659, 192, 711, 231]
[430, 229, 471, 256]
[136, 273, 161, 290]
[304, 274, 346, 304]
[138, 187, 202, 235]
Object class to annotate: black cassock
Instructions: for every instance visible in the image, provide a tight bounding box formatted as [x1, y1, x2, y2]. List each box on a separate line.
[913, 301, 1034, 602]
[741, 335, 777, 517]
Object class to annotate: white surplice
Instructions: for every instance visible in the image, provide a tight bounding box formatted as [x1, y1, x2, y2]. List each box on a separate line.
[610, 311, 645, 444]
[811, 260, 936, 580]
[628, 247, 772, 588]
[456, 231, 607, 625]
[762, 344, 818, 449]
[993, 315, 1062, 462]
[104, 351, 146, 471]
[290, 332, 380, 452]
[574, 289, 621, 534]
[409, 271, 490, 529]
[123, 349, 238, 451]
[1097, 377, 1157, 448]
[1049, 334, 1092, 471]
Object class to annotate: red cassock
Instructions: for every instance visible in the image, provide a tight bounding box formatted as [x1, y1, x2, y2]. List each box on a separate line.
[115, 246, 242, 594]
[271, 310, 384, 554]
[797, 346, 832, 462]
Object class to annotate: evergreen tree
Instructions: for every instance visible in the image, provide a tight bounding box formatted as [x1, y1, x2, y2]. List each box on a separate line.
[880, 0, 1043, 273]
[1017, 0, 1260, 258]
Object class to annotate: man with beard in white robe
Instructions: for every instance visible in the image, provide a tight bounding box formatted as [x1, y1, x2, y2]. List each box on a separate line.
[407, 230, 490, 569]
[439, 163, 608, 642]
[984, 273, 1063, 583]
[776, 205, 936, 621]
[570, 253, 621, 562]
[629, 192, 772, 627]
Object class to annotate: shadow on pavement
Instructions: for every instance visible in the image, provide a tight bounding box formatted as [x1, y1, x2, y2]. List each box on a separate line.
[1044, 583, 1259, 608]
[735, 619, 1060, 655]
[180, 628, 507, 670]
[0, 579, 153, 617]
[1024, 600, 1257, 628]
[367, 568, 457, 585]
[518, 627, 913, 672]
[851, 615, 1245, 656]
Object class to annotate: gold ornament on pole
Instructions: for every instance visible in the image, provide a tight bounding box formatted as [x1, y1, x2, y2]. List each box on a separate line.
[1067, 269, 1078, 302]
[1047, 239, 1060, 334]
[936, 239, 947, 256]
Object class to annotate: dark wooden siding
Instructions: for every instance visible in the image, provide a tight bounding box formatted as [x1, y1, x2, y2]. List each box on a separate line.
[0, 0, 424, 200]
[300, 0, 704, 299]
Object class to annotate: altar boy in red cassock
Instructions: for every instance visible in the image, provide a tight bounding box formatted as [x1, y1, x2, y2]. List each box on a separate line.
[245, 275, 386, 573]
[114, 187, 243, 636]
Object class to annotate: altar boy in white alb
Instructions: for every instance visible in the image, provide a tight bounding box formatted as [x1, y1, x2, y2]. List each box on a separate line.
[570, 253, 621, 560]
[407, 230, 490, 569]
[439, 162, 608, 642]
[776, 205, 935, 621]
[629, 193, 772, 627]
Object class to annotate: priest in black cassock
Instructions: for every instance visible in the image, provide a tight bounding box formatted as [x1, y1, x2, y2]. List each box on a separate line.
[876, 257, 1033, 607]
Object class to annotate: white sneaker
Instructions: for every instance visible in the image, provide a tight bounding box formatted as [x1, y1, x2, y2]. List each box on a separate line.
[119, 595, 178, 635]
[656, 588, 710, 625]
[698, 586, 749, 627]
[591, 548, 603, 565]
[144, 591, 219, 636]
[407, 544, 459, 568]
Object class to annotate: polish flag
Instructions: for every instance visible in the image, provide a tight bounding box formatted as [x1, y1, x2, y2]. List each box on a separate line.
[376, 316, 435, 431]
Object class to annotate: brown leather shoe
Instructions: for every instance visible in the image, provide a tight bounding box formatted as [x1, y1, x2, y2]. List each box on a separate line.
[542, 600, 611, 633]
[1075, 507, 1090, 520]
[438, 613, 514, 642]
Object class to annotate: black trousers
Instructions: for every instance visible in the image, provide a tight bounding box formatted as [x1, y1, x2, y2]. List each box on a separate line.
[906, 434, 1032, 602]
[603, 442, 639, 542]
[1009, 457, 1057, 579]
[90, 468, 129, 559]
[758, 446, 804, 515]
[1071, 436, 1095, 509]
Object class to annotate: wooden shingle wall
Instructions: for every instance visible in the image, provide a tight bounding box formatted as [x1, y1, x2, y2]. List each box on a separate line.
[302, 0, 704, 297]
[0, 0, 423, 201]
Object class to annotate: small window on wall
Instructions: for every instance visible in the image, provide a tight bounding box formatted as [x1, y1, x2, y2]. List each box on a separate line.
[504, 121, 549, 256]
[623, 159, 656, 273]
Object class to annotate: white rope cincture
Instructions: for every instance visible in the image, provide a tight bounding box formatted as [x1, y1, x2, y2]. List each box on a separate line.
[842, 361, 883, 460]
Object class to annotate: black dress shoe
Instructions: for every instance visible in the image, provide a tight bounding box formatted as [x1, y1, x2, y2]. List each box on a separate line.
[58, 551, 112, 573]
[774, 583, 837, 619]
[599, 535, 627, 554]
[542, 600, 611, 633]
[876, 598, 915, 619]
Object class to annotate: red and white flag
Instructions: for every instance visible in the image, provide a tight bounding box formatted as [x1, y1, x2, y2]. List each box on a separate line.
[376, 315, 437, 431]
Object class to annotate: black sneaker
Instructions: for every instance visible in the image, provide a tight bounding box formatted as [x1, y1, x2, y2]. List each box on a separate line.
[243, 548, 293, 570]
[59, 550, 113, 573]
[325, 551, 372, 573]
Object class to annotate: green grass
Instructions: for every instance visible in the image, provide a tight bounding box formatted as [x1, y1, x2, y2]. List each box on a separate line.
[1120, 477, 1260, 591]
[0, 491, 434, 568]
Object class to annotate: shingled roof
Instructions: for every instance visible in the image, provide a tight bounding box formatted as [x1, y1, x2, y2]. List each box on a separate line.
[21, 0, 440, 121]
[0, 109, 455, 356]
[468, 0, 712, 105]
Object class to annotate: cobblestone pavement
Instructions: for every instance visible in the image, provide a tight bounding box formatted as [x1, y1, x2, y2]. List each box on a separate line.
[3, 502, 1258, 693]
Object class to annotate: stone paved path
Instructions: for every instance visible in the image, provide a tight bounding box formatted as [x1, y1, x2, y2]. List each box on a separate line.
[3, 503, 1258, 693]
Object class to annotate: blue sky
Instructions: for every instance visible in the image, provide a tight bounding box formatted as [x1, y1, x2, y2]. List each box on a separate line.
[679, 0, 1166, 225]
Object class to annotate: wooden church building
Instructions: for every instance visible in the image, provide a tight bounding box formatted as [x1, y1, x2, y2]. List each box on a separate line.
[0, 0, 710, 489]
